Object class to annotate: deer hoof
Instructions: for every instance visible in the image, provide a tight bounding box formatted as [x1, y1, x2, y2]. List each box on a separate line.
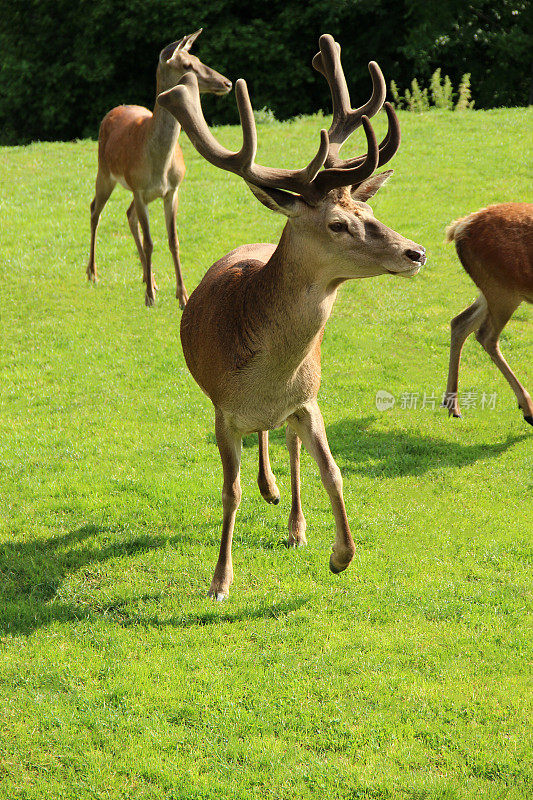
[258, 482, 280, 505]
[145, 293, 155, 307]
[287, 536, 307, 548]
[329, 549, 354, 574]
[208, 576, 231, 600]
[208, 589, 228, 602]
[287, 516, 307, 548]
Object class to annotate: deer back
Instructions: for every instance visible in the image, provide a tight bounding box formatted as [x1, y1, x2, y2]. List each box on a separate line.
[448, 203, 533, 300]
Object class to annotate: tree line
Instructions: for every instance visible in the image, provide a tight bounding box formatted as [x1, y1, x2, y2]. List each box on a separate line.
[0, 0, 530, 145]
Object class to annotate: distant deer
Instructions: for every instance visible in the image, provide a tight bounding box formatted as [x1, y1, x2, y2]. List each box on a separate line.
[158, 34, 426, 599]
[443, 203, 532, 424]
[87, 29, 231, 307]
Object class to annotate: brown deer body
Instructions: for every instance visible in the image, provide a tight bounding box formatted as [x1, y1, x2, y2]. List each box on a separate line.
[87, 29, 231, 306]
[159, 35, 426, 599]
[443, 203, 533, 424]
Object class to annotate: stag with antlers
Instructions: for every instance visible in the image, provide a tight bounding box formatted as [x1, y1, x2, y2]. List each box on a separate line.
[158, 34, 426, 599]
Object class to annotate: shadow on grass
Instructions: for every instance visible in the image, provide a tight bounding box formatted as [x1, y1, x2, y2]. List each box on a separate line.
[0, 522, 308, 636]
[326, 416, 526, 478]
[211, 419, 526, 479]
[0, 523, 187, 636]
[105, 594, 312, 630]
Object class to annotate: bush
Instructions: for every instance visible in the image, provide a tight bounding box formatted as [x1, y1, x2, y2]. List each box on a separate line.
[391, 69, 475, 112]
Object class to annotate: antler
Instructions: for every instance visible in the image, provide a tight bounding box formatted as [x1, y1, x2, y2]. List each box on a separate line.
[158, 72, 333, 205]
[157, 35, 399, 204]
[312, 34, 401, 176]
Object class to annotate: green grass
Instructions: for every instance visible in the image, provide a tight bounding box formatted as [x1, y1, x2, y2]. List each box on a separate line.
[0, 107, 532, 799]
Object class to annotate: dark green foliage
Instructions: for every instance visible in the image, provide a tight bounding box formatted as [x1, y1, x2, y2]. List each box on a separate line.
[0, 0, 530, 144]
[402, 0, 531, 110]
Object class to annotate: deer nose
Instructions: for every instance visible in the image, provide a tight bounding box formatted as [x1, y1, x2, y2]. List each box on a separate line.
[405, 247, 426, 265]
[224, 78, 232, 90]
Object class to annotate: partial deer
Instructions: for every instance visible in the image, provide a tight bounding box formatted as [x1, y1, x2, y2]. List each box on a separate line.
[443, 203, 533, 424]
[158, 34, 426, 599]
[87, 29, 232, 307]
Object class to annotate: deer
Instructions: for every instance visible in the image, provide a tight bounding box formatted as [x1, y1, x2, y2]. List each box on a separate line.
[86, 29, 232, 307]
[443, 203, 533, 424]
[157, 34, 427, 600]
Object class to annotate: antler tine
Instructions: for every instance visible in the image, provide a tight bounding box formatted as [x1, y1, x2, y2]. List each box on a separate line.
[375, 102, 401, 167]
[233, 79, 258, 169]
[327, 102, 401, 172]
[158, 73, 256, 173]
[313, 34, 386, 167]
[313, 115, 379, 195]
[229, 79, 331, 201]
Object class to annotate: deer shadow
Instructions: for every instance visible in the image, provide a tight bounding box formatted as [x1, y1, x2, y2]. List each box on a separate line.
[0, 523, 175, 636]
[325, 415, 526, 478]
[0, 520, 310, 637]
[105, 593, 312, 630]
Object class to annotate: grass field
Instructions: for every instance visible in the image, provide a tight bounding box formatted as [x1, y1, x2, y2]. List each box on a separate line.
[0, 107, 532, 799]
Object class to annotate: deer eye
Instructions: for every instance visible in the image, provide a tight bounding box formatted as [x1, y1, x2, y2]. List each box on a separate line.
[329, 221, 348, 233]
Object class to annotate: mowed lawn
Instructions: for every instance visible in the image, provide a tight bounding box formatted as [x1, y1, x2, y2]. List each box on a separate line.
[0, 107, 531, 799]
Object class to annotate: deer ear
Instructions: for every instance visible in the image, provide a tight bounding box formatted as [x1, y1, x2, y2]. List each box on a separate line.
[351, 170, 393, 202]
[245, 183, 306, 217]
[160, 40, 181, 63]
[179, 28, 203, 52]
[161, 29, 203, 63]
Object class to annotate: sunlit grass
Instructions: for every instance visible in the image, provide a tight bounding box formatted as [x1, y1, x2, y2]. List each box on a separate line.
[0, 108, 531, 799]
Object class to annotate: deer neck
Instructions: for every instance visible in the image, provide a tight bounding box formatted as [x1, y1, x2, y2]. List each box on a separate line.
[262, 224, 339, 356]
[149, 72, 182, 155]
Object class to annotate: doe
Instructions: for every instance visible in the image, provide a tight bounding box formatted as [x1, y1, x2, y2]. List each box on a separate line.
[443, 203, 532, 424]
[158, 34, 426, 599]
[87, 29, 231, 306]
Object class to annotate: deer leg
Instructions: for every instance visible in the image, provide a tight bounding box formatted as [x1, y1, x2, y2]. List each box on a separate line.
[287, 401, 354, 573]
[87, 171, 115, 282]
[209, 411, 242, 600]
[164, 190, 188, 308]
[126, 201, 150, 285]
[133, 193, 155, 306]
[443, 294, 487, 417]
[257, 430, 280, 505]
[285, 425, 307, 547]
[476, 297, 533, 424]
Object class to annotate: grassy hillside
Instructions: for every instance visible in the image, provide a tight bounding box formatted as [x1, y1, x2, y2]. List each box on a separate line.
[0, 107, 531, 799]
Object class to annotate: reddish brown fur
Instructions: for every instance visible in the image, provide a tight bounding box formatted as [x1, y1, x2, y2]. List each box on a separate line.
[444, 202, 533, 422]
[97, 106, 186, 191]
[87, 31, 231, 307]
[450, 203, 533, 299]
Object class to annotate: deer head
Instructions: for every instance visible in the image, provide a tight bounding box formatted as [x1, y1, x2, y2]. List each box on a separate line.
[157, 29, 232, 96]
[158, 33, 425, 282]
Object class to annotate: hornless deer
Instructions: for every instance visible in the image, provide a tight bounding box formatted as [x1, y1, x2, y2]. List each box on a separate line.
[87, 29, 231, 307]
[158, 34, 427, 599]
[443, 203, 533, 424]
